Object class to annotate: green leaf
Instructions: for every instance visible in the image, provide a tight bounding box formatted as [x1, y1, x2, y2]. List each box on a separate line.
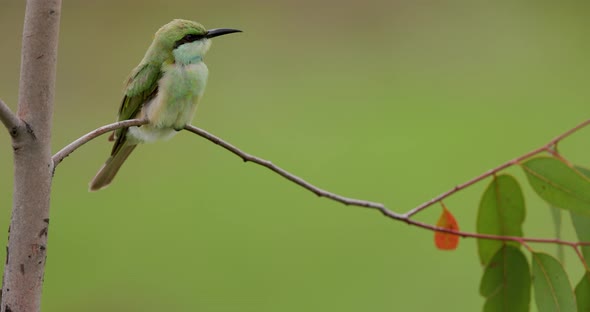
[576, 272, 590, 312]
[480, 245, 530, 312]
[571, 213, 590, 263]
[549, 206, 565, 262]
[571, 166, 590, 263]
[574, 165, 590, 180]
[477, 175, 525, 265]
[522, 157, 590, 216]
[532, 252, 577, 312]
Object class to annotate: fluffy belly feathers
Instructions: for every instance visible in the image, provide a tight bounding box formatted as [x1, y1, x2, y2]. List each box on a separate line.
[128, 62, 208, 143]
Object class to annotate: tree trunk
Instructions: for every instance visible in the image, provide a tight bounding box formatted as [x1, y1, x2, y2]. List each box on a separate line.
[1, 1, 62, 311]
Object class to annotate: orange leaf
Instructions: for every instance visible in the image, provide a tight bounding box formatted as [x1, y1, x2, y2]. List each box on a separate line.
[434, 204, 460, 250]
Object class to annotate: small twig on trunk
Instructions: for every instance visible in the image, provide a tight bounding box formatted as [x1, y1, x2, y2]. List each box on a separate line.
[0, 99, 22, 136]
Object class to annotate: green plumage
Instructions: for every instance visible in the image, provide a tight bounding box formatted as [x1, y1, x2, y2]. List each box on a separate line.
[112, 63, 161, 155]
[89, 19, 240, 191]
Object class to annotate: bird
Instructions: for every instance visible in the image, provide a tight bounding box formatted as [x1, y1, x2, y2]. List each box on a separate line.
[89, 19, 241, 191]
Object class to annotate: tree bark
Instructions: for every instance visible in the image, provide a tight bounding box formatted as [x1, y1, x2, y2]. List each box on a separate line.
[1, 1, 61, 311]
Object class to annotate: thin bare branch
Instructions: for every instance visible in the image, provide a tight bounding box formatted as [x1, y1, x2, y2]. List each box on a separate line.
[183, 124, 396, 214]
[52, 118, 148, 168]
[54, 117, 590, 251]
[182, 123, 589, 257]
[49, 119, 590, 267]
[0, 99, 21, 135]
[403, 118, 590, 218]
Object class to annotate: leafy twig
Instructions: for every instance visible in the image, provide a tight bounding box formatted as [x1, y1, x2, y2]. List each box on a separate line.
[404, 118, 590, 218]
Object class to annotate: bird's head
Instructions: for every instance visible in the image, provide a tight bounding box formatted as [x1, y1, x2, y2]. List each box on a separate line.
[153, 19, 241, 64]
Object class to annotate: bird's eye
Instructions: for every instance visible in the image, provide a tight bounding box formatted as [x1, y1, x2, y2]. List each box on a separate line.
[184, 34, 204, 41]
[174, 33, 205, 49]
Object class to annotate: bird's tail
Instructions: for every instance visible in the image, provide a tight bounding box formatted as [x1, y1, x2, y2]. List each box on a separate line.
[89, 144, 137, 191]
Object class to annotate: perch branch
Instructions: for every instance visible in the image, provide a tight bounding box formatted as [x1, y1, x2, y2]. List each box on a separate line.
[52, 120, 590, 262]
[0, 99, 21, 134]
[182, 124, 590, 250]
[52, 118, 148, 168]
[183, 125, 394, 213]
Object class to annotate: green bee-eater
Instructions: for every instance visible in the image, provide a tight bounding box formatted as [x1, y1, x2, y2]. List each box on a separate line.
[89, 19, 241, 191]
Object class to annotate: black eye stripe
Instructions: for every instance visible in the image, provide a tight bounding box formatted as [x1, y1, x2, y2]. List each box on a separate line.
[173, 33, 205, 49]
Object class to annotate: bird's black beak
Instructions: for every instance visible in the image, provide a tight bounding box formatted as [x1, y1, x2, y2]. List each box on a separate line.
[206, 28, 242, 39]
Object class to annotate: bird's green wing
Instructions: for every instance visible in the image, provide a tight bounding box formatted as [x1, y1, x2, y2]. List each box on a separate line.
[111, 62, 161, 155]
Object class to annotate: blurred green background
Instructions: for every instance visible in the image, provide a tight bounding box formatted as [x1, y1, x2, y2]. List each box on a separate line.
[1, 1, 590, 311]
